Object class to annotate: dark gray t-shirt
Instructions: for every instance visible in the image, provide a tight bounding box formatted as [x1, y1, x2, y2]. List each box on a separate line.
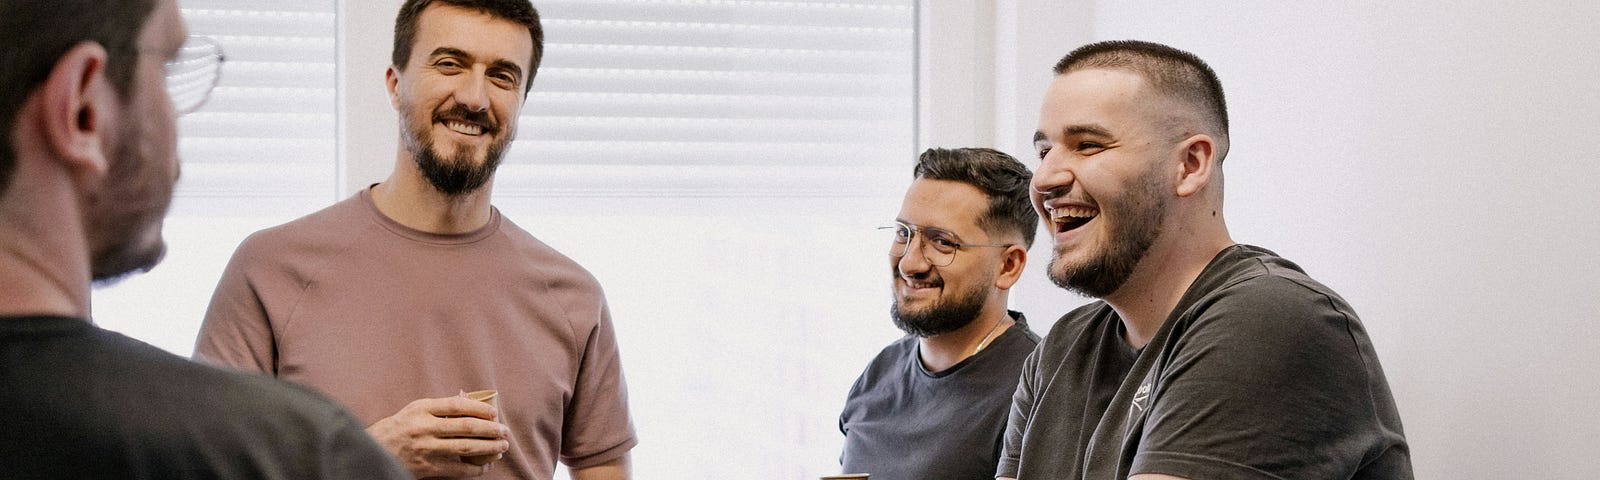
[0, 315, 409, 479]
[998, 245, 1411, 479]
[841, 311, 1040, 480]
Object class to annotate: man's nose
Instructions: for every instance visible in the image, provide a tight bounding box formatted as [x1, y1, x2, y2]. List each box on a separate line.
[454, 68, 492, 112]
[1032, 153, 1076, 199]
[897, 238, 935, 275]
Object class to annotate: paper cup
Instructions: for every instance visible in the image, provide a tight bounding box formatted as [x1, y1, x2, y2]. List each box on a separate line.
[462, 390, 502, 466]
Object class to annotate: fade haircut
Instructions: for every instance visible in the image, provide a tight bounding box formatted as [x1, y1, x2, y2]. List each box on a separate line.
[1055, 40, 1229, 160]
[0, 0, 156, 197]
[391, 0, 544, 94]
[913, 148, 1038, 249]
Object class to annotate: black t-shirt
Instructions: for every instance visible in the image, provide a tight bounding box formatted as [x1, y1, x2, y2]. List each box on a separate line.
[0, 315, 408, 479]
[841, 311, 1040, 480]
[999, 245, 1412, 479]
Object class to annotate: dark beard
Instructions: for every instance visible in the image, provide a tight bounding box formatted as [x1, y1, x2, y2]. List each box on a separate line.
[90, 112, 172, 285]
[414, 139, 506, 197]
[1048, 165, 1169, 298]
[402, 104, 509, 197]
[890, 281, 988, 337]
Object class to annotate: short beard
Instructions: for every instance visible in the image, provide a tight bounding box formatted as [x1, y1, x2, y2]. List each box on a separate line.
[890, 280, 989, 337]
[90, 111, 172, 285]
[413, 139, 506, 197]
[400, 104, 510, 197]
[1048, 164, 1169, 298]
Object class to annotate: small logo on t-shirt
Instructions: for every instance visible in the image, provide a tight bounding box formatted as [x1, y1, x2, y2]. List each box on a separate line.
[1130, 382, 1152, 413]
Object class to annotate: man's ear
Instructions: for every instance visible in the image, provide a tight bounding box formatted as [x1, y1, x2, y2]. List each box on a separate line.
[386, 65, 402, 111]
[1174, 134, 1218, 198]
[994, 243, 1028, 290]
[36, 42, 117, 180]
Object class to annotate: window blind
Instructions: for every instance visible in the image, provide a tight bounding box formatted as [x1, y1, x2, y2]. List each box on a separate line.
[501, 0, 916, 197]
[175, 0, 338, 206]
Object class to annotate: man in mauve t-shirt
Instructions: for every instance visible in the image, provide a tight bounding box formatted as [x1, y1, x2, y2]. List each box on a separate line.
[193, 1, 636, 479]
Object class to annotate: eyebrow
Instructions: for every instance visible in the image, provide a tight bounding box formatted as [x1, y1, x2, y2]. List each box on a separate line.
[892, 219, 962, 240]
[429, 47, 526, 79]
[1035, 124, 1115, 143]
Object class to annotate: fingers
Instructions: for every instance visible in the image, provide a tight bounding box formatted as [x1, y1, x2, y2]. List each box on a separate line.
[436, 416, 509, 440]
[411, 454, 494, 478]
[416, 395, 499, 421]
[418, 436, 508, 458]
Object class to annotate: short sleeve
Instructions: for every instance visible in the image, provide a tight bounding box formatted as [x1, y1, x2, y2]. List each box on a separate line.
[193, 235, 279, 374]
[1131, 276, 1391, 479]
[559, 298, 638, 468]
[996, 344, 1041, 478]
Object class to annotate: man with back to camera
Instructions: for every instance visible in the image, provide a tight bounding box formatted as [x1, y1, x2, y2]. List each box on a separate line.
[192, 1, 636, 479]
[997, 40, 1411, 479]
[0, 0, 409, 478]
[838, 148, 1041, 480]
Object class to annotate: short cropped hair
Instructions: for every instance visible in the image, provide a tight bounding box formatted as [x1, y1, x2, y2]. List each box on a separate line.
[0, 0, 156, 197]
[391, 0, 544, 93]
[1055, 40, 1229, 157]
[913, 148, 1038, 249]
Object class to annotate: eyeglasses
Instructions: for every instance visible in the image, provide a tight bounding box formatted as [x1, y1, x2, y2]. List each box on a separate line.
[880, 221, 1013, 267]
[163, 35, 225, 115]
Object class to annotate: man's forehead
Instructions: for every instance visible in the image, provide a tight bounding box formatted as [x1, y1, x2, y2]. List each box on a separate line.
[900, 179, 989, 235]
[412, 3, 532, 70]
[1038, 68, 1160, 134]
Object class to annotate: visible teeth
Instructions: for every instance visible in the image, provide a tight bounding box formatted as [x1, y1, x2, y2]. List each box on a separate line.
[444, 120, 482, 136]
[1049, 206, 1098, 222]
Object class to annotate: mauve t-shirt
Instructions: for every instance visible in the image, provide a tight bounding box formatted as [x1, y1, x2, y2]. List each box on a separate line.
[194, 188, 636, 480]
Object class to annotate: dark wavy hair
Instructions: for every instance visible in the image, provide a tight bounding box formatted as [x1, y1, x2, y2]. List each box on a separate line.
[913, 148, 1038, 248]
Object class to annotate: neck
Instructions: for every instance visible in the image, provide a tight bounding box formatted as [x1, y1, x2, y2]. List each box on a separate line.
[0, 153, 94, 319]
[918, 304, 1013, 373]
[372, 156, 496, 235]
[1103, 218, 1232, 350]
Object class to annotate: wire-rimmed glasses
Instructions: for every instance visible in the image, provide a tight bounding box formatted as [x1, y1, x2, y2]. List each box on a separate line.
[164, 35, 224, 115]
[880, 221, 1013, 267]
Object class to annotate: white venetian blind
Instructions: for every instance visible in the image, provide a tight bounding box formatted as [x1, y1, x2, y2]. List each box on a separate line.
[175, 0, 339, 208]
[500, 0, 916, 197]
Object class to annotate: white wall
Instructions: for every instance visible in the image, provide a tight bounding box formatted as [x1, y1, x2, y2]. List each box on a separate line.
[960, 1, 1600, 477]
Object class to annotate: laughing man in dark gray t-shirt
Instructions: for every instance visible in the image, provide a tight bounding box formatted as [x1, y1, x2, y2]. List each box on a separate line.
[1002, 40, 1410, 479]
[839, 148, 1041, 480]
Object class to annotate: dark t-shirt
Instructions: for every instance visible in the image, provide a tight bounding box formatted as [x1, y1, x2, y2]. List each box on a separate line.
[0, 315, 408, 479]
[998, 245, 1411, 479]
[841, 311, 1041, 480]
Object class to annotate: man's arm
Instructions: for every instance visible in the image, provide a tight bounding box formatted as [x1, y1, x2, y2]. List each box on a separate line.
[570, 454, 630, 480]
[994, 347, 1042, 479]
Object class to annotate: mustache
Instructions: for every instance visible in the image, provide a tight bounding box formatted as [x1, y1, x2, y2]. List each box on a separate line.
[433, 104, 496, 133]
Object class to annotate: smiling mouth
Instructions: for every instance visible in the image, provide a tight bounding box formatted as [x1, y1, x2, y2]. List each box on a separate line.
[1048, 205, 1098, 233]
[441, 119, 485, 136]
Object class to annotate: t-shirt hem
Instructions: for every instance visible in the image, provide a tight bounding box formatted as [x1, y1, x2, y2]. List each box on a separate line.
[561, 437, 639, 469]
[1132, 451, 1287, 480]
